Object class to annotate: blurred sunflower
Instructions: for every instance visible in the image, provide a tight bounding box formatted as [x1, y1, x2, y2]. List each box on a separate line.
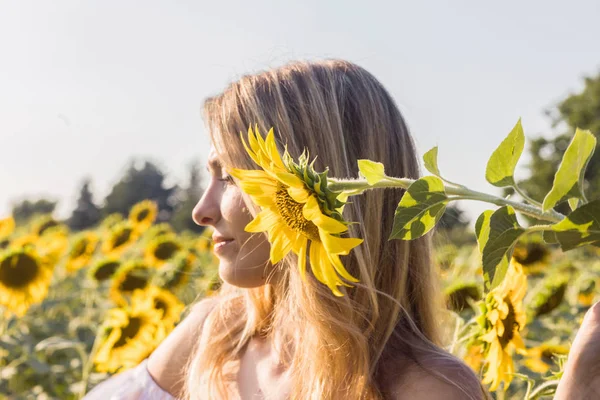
[523, 343, 569, 374]
[94, 300, 167, 373]
[110, 261, 152, 305]
[477, 260, 527, 391]
[0, 217, 15, 240]
[196, 227, 213, 252]
[32, 215, 60, 236]
[229, 126, 363, 297]
[129, 200, 158, 232]
[527, 275, 568, 320]
[161, 251, 194, 290]
[205, 272, 223, 297]
[145, 223, 174, 241]
[132, 286, 184, 327]
[577, 277, 597, 307]
[102, 221, 138, 257]
[512, 235, 552, 275]
[444, 281, 481, 312]
[464, 343, 485, 374]
[145, 235, 181, 267]
[100, 213, 124, 231]
[89, 259, 121, 282]
[65, 231, 99, 272]
[0, 247, 53, 317]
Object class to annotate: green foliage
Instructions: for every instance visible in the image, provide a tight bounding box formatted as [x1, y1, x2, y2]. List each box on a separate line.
[519, 72, 600, 210]
[486, 119, 525, 188]
[475, 206, 526, 289]
[68, 179, 102, 231]
[170, 160, 205, 234]
[11, 198, 57, 223]
[102, 160, 177, 221]
[390, 176, 448, 240]
[550, 199, 600, 251]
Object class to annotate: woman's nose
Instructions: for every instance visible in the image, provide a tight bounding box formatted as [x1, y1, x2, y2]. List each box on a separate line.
[192, 189, 220, 227]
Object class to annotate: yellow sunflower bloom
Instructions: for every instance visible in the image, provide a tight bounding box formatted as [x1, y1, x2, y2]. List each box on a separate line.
[89, 259, 121, 282]
[144, 235, 181, 267]
[102, 221, 139, 257]
[229, 127, 363, 297]
[0, 217, 15, 240]
[523, 343, 569, 374]
[161, 251, 195, 290]
[100, 213, 124, 232]
[94, 300, 167, 373]
[0, 247, 53, 317]
[131, 286, 184, 327]
[65, 231, 99, 272]
[145, 223, 174, 241]
[129, 200, 158, 232]
[110, 261, 152, 305]
[32, 215, 60, 237]
[478, 260, 528, 391]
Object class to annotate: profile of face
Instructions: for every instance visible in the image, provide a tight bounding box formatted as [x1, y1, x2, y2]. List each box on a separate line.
[192, 148, 273, 288]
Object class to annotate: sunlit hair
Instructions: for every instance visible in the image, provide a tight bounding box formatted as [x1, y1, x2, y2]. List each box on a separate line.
[184, 60, 485, 399]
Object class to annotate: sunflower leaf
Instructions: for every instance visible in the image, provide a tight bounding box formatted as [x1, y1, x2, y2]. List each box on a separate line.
[475, 206, 526, 290]
[485, 119, 525, 188]
[357, 159, 386, 185]
[390, 176, 448, 240]
[549, 199, 600, 251]
[423, 146, 441, 176]
[542, 129, 596, 212]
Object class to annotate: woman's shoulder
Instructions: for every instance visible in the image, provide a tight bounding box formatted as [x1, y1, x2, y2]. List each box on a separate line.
[146, 297, 220, 397]
[384, 354, 486, 400]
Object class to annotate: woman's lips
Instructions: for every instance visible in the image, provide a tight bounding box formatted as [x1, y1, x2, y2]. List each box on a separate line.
[213, 239, 235, 254]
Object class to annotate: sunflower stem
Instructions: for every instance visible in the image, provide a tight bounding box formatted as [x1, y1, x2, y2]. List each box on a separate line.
[77, 327, 103, 399]
[328, 177, 566, 223]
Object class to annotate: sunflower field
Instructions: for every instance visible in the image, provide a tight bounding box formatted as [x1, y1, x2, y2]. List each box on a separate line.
[0, 200, 220, 399]
[1, 120, 599, 399]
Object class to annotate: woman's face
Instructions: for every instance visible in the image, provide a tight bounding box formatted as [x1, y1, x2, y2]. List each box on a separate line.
[192, 148, 273, 288]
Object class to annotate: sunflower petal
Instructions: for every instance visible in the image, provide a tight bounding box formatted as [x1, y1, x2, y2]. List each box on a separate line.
[245, 210, 280, 233]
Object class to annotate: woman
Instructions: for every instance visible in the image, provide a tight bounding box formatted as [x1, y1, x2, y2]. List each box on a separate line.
[85, 59, 596, 399]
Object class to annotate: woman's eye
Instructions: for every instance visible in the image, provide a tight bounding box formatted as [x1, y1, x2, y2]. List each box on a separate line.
[217, 175, 236, 185]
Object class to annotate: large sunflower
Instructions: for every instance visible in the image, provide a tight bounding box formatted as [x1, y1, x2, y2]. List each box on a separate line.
[0, 217, 15, 240]
[0, 247, 53, 317]
[144, 235, 181, 267]
[94, 300, 167, 373]
[65, 231, 99, 272]
[131, 286, 184, 327]
[129, 200, 158, 232]
[102, 221, 138, 257]
[110, 261, 152, 305]
[478, 260, 528, 391]
[228, 127, 363, 297]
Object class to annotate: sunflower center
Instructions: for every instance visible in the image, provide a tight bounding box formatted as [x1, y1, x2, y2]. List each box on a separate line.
[154, 242, 179, 261]
[499, 297, 519, 348]
[154, 299, 167, 313]
[275, 185, 320, 242]
[112, 228, 133, 249]
[70, 239, 89, 259]
[94, 261, 120, 281]
[119, 269, 148, 292]
[114, 317, 142, 348]
[0, 252, 40, 288]
[136, 209, 150, 222]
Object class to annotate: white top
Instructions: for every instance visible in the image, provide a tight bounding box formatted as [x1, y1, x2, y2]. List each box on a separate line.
[84, 359, 175, 400]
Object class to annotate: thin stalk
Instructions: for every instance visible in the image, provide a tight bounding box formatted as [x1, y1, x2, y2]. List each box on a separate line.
[513, 184, 543, 208]
[328, 177, 566, 223]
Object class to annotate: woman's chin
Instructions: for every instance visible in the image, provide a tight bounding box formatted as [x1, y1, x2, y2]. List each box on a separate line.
[218, 263, 268, 288]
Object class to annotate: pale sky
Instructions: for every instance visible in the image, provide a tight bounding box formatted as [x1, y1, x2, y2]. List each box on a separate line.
[1, 0, 599, 227]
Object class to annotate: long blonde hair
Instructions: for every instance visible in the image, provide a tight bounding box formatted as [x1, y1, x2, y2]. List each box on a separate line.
[184, 60, 482, 399]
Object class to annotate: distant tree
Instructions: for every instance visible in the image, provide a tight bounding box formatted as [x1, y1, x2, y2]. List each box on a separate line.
[170, 159, 205, 233]
[513, 71, 600, 214]
[437, 203, 470, 230]
[11, 198, 57, 223]
[103, 160, 178, 221]
[67, 178, 101, 231]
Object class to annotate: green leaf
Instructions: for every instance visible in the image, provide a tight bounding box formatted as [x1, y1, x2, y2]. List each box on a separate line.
[568, 198, 580, 211]
[475, 206, 526, 290]
[357, 159, 386, 185]
[550, 199, 600, 251]
[485, 119, 525, 187]
[423, 146, 441, 176]
[390, 176, 448, 240]
[542, 128, 596, 212]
